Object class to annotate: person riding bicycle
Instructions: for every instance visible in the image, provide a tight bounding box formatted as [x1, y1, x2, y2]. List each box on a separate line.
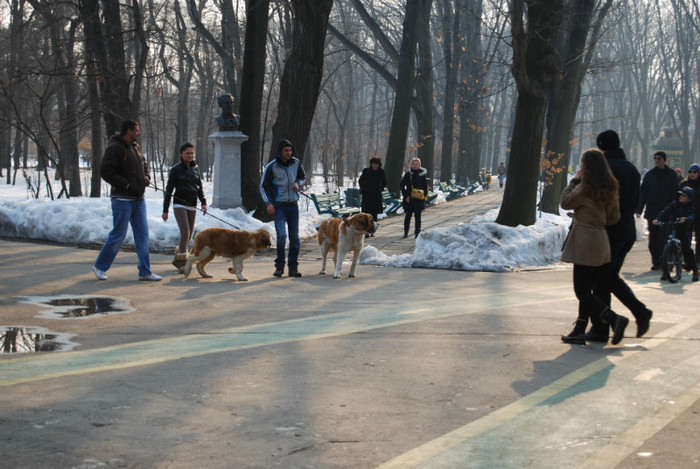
[652, 186, 698, 282]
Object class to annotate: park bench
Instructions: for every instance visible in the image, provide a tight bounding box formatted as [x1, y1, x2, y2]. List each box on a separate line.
[381, 189, 402, 215]
[310, 192, 361, 218]
[438, 181, 467, 200]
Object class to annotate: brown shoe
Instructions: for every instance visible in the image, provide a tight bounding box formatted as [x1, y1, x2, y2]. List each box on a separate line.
[172, 252, 187, 272]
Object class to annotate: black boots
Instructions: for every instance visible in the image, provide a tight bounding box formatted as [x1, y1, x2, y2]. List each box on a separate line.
[601, 307, 629, 345]
[635, 307, 653, 338]
[561, 319, 587, 345]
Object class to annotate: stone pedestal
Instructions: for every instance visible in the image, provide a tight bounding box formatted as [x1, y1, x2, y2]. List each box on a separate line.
[209, 130, 248, 209]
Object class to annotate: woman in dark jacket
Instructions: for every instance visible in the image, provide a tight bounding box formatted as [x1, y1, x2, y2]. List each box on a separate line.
[400, 158, 428, 238]
[162, 143, 208, 271]
[359, 156, 387, 223]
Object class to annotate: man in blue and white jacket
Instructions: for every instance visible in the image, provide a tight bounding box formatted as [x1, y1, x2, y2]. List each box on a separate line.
[260, 139, 307, 277]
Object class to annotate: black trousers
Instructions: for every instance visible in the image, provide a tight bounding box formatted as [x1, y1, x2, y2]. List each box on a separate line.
[593, 237, 646, 334]
[573, 264, 609, 329]
[677, 231, 698, 272]
[404, 210, 422, 235]
[647, 221, 664, 267]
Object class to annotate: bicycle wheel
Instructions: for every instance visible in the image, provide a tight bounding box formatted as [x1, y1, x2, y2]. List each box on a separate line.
[662, 242, 682, 283]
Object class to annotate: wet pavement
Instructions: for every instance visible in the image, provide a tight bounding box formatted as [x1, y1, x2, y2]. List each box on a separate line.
[1, 186, 699, 468]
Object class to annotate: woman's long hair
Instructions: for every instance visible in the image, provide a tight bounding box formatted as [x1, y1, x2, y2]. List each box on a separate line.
[580, 149, 618, 204]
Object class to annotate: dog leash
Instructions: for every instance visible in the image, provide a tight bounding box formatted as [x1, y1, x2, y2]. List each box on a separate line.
[149, 183, 241, 230]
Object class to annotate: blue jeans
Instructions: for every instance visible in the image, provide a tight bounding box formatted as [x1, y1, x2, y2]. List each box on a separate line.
[273, 203, 300, 270]
[95, 198, 152, 276]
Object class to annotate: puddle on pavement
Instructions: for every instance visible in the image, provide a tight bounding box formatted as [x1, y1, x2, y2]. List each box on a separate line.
[1, 326, 78, 353]
[19, 294, 134, 319]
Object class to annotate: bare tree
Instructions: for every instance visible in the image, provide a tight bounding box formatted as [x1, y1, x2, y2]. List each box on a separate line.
[267, 0, 334, 163]
[539, 0, 611, 214]
[496, 0, 564, 227]
[239, 0, 270, 212]
[80, 0, 149, 136]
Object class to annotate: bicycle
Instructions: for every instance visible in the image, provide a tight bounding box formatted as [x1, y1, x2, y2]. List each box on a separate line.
[657, 220, 685, 283]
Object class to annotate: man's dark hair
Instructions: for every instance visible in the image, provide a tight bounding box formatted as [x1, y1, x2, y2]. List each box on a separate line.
[121, 119, 139, 135]
[654, 151, 667, 161]
[369, 156, 382, 167]
[277, 139, 294, 155]
[180, 142, 194, 153]
[596, 130, 620, 151]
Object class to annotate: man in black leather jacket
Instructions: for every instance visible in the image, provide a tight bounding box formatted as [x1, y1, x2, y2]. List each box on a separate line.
[636, 151, 679, 269]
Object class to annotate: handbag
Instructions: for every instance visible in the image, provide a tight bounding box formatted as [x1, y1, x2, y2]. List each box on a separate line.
[410, 186, 426, 200]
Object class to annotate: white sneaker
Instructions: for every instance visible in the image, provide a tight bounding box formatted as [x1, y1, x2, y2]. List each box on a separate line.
[138, 273, 162, 281]
[93, 266, 107, 280]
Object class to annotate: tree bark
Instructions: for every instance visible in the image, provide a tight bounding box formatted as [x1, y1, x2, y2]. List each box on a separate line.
[496, 0, 563, 227]
[540, 0, 608, 214]
[384, 0, 421, 192]
[267, 0, 334, 163]
[239, 0, 270, 212]
[438, 0, 461, 182]
[414, 0, 435, 181]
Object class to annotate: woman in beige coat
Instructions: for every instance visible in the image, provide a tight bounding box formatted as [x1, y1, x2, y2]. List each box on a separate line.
[560, 149, 629, 345]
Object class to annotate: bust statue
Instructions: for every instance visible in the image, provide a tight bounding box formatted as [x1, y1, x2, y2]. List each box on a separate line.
[215, 93, 240, 131]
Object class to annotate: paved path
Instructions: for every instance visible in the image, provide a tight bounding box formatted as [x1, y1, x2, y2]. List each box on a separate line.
[297, 187, 505, 260]
[1, 186, 699, 469]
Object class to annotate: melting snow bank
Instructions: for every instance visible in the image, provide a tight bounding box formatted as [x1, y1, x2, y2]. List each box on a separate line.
[360, 209, 570, 272]
[0, 196, 322, 250]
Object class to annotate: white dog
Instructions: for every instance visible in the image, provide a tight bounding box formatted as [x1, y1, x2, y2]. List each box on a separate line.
[317, 213, 379, 278]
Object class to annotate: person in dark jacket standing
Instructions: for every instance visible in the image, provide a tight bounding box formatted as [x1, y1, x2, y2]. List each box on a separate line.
[400, 158, 428, 238]
[590, 130, 652, 341]
[636, 151, 678, 270]
[93, 120, 161, 281]
[162, 142, 208, 271]
[680, 163, 700, 264]
[359, 156, 387, 224]
[260, 139, 306, 278]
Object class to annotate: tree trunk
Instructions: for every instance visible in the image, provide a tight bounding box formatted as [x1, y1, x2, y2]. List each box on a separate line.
[496, 0, 563, 227]
[384, 0, 421, 192]
[80, 0, 138, 135]
[239, 0, 270, 213]
[414, 0, 435, 182]
[439, 0, 461, 182]
[455, 0, 484, 183]
[540, 0, 600, 214]
[88, 59, 103, 197]
[268, 0, 334, 164]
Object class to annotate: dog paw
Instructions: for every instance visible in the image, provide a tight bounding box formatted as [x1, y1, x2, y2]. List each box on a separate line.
[319, 271, 326, 275]
[202, 274, 213, 279]
[348, 274, 355, 278]
[333, 274, 342, 279]
[237, 277, 248, 282]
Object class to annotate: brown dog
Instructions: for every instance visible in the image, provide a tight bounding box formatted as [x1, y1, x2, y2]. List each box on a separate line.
[183, 227, 272, 280]
[317, 213, 379, 278]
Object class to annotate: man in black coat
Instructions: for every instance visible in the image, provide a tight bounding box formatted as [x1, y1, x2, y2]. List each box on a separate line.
[636, 151, 679, 269]
[589, 131, 652, 341]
